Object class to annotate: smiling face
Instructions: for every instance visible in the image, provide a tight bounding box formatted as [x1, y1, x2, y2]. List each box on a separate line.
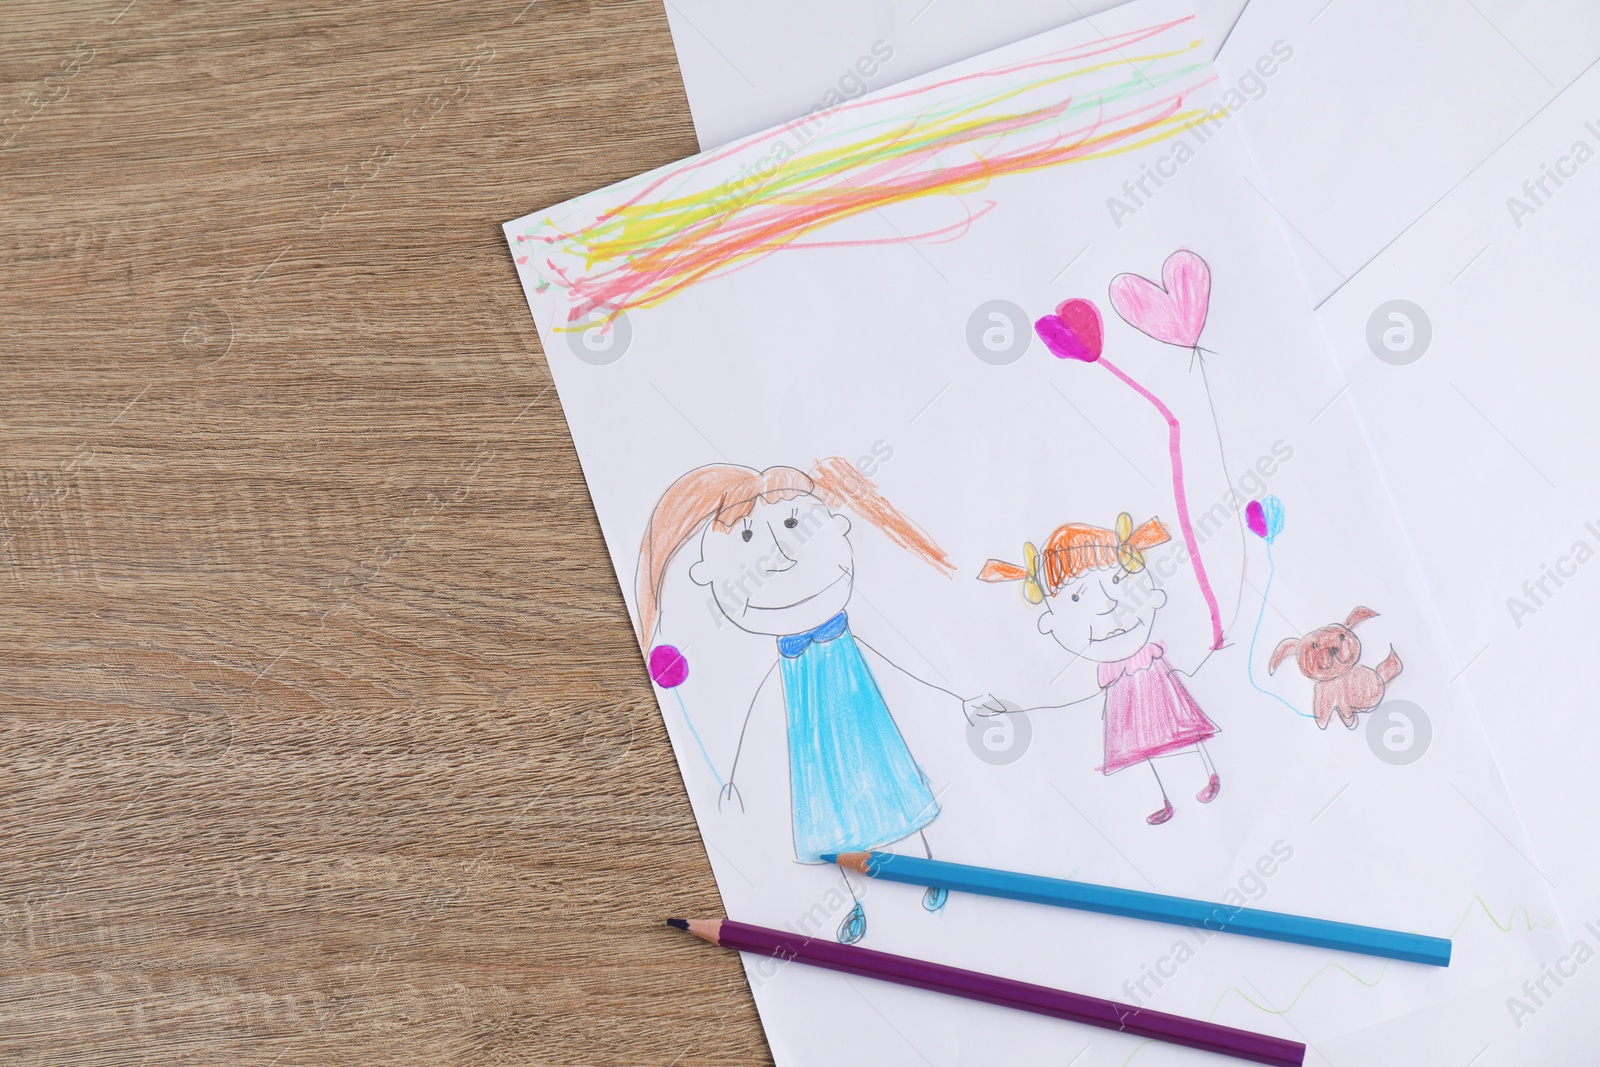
[688, 493, 855, 637]
[1297, 625, 1361, 681]
[1037, 568, 1166, 663]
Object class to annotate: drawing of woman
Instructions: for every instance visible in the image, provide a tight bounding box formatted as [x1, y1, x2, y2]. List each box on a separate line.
[636, 459, 997, 943]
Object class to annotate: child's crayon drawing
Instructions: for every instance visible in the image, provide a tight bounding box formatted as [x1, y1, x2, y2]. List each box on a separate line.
[1110, 249, 1252, 637]
[636, 459, 998, 944]
[510, 17, 1219, 327]
[977, 513, 1221, 825]
[1270, 608, 1403, 730]
[503, 3, 1571, 1049]
[1242, 496, 1313, 720]
[648, 650, 727, 788]
[1036, 285, 1228, 651]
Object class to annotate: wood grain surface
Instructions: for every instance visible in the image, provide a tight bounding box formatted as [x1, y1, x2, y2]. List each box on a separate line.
[1, 1, 769, 1062]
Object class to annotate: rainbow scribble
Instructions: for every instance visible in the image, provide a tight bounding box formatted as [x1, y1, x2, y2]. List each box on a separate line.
[513, 17, 1219, 327]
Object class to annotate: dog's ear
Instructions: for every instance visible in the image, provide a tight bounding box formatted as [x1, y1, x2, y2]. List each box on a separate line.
[1345, 606, 1378, 629]
[1269, 638, 1300, 674]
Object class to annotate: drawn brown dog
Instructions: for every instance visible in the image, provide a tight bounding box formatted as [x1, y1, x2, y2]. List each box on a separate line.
[1269, 607, 1402, 730]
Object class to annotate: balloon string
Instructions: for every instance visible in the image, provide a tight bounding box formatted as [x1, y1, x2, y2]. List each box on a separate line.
[1247, 542, 1314, 718]
[1097, 355, 1225, 650]
[671, 687, 725, 788]
[1196, 352, 1249, 633]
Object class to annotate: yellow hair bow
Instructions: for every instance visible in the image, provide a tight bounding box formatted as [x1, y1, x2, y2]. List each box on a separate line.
[1114, 512, 1149, 575]
[1022, 541, 1044, 605]
[978, 512, 1170, 602]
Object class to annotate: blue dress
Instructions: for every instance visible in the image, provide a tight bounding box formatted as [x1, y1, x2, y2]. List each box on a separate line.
[777, 611, 940, 863]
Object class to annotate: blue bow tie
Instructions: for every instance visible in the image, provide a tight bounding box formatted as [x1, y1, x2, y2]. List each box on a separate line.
[777, 611, 849, 659]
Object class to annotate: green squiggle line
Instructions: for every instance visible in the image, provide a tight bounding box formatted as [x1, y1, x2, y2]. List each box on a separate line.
[1451, 895, 1543, 936]
[1119, 962, 1389, 1067]
[1213, 959, 1390, 1018]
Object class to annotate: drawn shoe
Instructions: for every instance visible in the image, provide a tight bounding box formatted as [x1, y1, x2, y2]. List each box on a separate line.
[836, 902, 867, 944]
[1196, 774, 1221, 804]
[1146, 799, 1175, 825]
[922, 886, 948, 913]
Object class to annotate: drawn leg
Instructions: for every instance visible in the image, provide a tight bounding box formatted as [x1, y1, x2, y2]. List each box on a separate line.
[1146, 762, 1175, 825]
[1194, 742, 1220, 803]
[836, 867, 867, 944]
[917, 831, 947, 913]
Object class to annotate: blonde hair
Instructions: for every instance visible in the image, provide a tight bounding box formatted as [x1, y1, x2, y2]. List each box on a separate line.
[635, 459, 953, 648]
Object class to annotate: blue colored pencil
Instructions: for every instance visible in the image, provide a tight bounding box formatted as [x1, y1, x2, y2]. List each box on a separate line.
[828, 851, 1451, 967]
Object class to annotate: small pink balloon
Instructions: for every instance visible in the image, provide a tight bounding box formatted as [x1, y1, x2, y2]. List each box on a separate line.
[648, 644, 689, 688]
[1245, 499, 1268, 540]
[1035, 298, 1103, 362]
[1109, 249, 1211, 349]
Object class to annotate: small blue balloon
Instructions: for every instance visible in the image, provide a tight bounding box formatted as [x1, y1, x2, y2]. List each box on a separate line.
[1261, 495, 1285, 543]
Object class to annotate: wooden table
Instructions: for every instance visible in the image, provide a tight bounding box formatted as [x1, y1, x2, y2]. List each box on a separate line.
[2, 1, 766, 1061]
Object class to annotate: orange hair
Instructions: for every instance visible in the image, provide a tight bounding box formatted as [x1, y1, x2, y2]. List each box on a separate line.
[635, 458, 954, 648]
[979, 514, 1170, 602]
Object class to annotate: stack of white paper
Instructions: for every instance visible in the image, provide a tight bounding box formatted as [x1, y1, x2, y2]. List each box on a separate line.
[503, 0, 1600, 1059]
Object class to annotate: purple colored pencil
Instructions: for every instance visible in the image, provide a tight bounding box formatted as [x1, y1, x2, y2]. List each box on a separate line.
[668, 917, 1304, 1067]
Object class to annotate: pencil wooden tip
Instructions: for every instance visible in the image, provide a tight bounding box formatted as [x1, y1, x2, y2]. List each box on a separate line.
[834, 852, 873, 875]
[667, 918, 723, 945]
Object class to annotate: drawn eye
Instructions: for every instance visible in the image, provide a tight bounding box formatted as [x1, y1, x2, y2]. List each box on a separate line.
[741, 528, 753, 542]
[784, 517, 798, 529]
[1112, 573, 1122, 585]
[1070, 593, 1080, 602]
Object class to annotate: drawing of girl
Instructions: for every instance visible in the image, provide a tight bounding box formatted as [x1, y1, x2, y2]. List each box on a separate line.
[636, 459, 997, 944]
[977, 513, 1221, 826]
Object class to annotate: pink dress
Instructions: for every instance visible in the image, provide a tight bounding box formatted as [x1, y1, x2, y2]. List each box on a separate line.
[1096, 642, 1218, 774]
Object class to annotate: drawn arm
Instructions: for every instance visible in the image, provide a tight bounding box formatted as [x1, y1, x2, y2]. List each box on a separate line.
[852, 635, 1001, 723]
[719, 659, 779, 813]
[1007, 684, 1104, 716]
[1173, 638, 1232, 679]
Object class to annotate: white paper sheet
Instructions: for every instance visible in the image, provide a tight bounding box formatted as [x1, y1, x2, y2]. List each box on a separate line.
[664, 0, 1251, 150]
[1317, 57, 1600, 1059]
[506, 3, 1564, 1061]
[1216, 0, 1600, 305]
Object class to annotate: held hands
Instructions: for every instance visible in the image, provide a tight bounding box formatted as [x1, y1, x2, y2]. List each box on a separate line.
[962, 693, 1011, 724]
[718, 781, 745, 813]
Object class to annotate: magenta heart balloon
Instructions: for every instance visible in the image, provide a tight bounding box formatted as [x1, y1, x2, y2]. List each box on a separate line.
[1109, 249, 1211, 349]
[1035, 298, 1103, 362]
[1245, 499, 1268, 539]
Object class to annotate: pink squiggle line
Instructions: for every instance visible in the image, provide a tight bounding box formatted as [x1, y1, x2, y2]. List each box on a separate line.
[1097, 355, 1225, 650]
[552, 201, 1001, 311]
[784, 200, 998, 250]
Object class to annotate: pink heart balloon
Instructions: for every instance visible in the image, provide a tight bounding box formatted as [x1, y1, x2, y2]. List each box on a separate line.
[1109, 249, 1211, 349]
[1035, 298, 1103, 362]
